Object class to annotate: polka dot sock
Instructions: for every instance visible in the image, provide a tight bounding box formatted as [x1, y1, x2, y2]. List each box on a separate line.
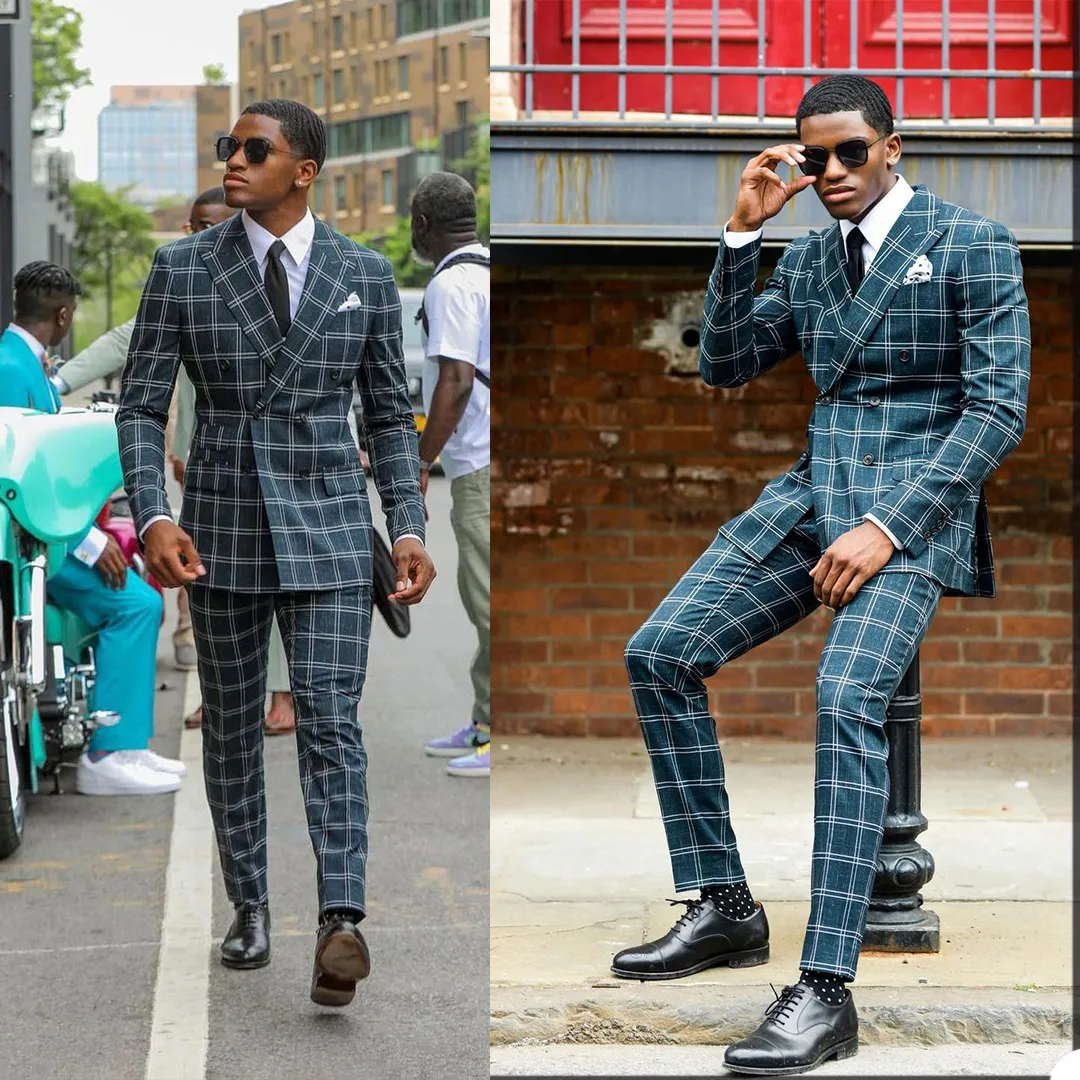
[701, 881, 756, 920]
[798, 969, 850, 1006]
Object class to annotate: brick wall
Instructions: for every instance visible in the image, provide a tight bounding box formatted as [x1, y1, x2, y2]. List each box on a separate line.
[492, 259, 1073, 738]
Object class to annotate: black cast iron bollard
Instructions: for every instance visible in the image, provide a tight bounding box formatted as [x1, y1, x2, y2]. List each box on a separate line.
[861, 651, 941, 952]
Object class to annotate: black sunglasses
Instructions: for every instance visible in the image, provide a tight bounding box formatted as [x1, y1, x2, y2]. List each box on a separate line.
[798, 135, 886, 176]
[215, 135, 303, 165]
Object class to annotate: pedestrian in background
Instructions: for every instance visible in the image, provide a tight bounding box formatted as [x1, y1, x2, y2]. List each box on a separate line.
[410, 172, 490, 779]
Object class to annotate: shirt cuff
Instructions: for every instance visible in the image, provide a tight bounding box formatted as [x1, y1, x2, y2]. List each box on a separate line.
[51, 375, 70, 396]
[396, 534, 423, 545]
[723, 224, 763, 249]
[864, 513, 902, 550]
[72, 525, 110, 567]
[139, 513, 174, 541]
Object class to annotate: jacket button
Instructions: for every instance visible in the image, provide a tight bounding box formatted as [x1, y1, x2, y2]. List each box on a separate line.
[253, 403, 265, 417]
[862, 454, 874, 465]
[299, 469, 311, 479]
[869, 397, 881, 407]
[819, 394, 831, 405]
[898, 350, 910, 362]
[330, 369, 341, 380]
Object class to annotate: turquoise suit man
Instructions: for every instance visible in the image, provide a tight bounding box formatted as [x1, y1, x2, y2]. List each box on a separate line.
[0, 261, 181, 796]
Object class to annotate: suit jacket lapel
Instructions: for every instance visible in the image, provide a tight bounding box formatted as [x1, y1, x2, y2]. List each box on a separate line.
[199, 214, 284, 362]
[258, 220, 349, 408]
[822, 186, 943, 393]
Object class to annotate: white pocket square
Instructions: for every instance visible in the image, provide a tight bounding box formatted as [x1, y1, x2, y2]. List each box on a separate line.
[903, 255, 933, 285]
[337, 292, 362, 312]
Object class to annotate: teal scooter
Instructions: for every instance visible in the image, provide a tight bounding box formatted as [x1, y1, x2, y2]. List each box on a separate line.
[0, 401, 126, 858]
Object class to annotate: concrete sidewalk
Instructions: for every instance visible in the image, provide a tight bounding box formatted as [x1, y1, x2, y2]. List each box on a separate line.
[491, 737, 1072, 1048]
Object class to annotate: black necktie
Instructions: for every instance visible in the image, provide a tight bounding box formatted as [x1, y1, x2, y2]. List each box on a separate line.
[845, 226, 865, 294]
[265, 239, 291, 337]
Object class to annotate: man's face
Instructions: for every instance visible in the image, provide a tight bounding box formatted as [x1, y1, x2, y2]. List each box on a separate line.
[188, 202, 236, 233]
[797, 109, 900, 222]
[221, 113, 316, 212]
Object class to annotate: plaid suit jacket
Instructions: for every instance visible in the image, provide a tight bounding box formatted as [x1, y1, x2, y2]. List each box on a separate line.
[700, 185, 1030, 598]
[116, 213, 425, 593]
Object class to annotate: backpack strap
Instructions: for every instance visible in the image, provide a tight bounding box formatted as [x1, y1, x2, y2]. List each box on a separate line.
[417, 253, 490, 388]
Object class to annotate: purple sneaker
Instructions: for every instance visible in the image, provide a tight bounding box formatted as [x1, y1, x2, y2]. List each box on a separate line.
[446, 743, 490, 778]
[425, 723, 489, 758]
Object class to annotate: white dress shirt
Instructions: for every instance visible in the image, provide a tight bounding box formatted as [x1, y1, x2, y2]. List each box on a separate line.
[6, 323, 109, 568]
[721, 175, 917, 550]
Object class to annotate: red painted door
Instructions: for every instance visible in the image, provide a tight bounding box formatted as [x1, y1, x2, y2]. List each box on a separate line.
[528, 0, 814, 117]
[821, 0, 1074, 119]
[526, 0, 1073, 119]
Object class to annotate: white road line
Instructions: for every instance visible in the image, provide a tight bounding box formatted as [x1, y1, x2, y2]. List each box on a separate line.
[146, 669, 212, 1080]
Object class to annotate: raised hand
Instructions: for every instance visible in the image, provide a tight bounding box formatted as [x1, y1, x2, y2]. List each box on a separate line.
[729, 144, 816, 232]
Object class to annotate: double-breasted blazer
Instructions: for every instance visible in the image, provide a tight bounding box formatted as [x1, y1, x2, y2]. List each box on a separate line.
[116, 213, 425, 593]
[699, 185, 1030, 598]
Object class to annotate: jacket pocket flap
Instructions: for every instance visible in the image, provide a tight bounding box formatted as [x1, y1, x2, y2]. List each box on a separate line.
[321, 468, 363, 497]
[185, 468, 226, 493]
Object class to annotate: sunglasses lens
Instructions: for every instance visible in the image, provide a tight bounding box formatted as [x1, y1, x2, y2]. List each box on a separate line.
[799, 149, 827, 176]
[216, 136, 238, 162]
[245, 138, 271, 164]
[836, 140, 869, 168]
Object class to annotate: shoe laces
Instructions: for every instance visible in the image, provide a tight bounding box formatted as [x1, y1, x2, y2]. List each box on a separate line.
[665, 897, 708, 932]
[763, 984, 803, 1025]
[237, 904, 263, 929]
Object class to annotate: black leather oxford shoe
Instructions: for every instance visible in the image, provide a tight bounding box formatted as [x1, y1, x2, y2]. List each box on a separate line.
[220, 902, 270, 969]
[723, 983, 858, 1075]
[310, 913, 371, 1007]
[610, 896, 770, 980]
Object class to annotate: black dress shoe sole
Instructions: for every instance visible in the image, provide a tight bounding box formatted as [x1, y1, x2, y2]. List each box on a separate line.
[723, 1036, 858, 1075]
[310, 930, 371, 1007]
[610, 942, 770, 981]
[220, 950, 271, 970]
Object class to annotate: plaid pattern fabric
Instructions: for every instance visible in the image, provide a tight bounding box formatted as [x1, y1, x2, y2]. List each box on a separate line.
[188, 584, 372, 915]
[625, 521, 942, 979]
[699, 186, 1030, 599]
[117, 213, 425, 593]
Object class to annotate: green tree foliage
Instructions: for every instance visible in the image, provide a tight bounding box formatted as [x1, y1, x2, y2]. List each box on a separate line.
[70, 182, 158, 331]
[202, 63, 228, 85]
[31, 0, 91, 116]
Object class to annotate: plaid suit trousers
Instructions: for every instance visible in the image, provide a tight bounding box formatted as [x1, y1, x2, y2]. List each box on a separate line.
[188, 584, 372, 915]
[624, 517, 943, 979]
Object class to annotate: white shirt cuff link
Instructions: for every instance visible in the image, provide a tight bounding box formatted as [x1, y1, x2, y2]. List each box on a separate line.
[72, 525, 110, 568]
[864, 513, 902, 550]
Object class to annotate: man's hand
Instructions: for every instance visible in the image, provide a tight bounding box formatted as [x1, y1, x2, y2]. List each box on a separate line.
[729, 144, 817, 232]
[170, 455, 186, 485]
[810, 521, 896, 610]
[390, 537, 436, 606]
[95, 535, 129, 591]
[144, 519, 206, 588]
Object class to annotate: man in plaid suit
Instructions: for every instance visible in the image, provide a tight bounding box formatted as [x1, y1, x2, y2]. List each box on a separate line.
[614, 76, 1029, 1073]
[117, 99, 434, 1008]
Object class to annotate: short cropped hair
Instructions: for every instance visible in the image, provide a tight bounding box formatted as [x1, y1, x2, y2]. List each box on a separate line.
[13, 261, 81, 321]
[242, 98, 327, 172]
[193, 185, 227, 206]
[412, 171, 477, 233]
[795, 75, 895, 137]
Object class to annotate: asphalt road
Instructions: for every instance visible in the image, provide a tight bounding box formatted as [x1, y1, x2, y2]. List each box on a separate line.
[0, 475, 488, 1080]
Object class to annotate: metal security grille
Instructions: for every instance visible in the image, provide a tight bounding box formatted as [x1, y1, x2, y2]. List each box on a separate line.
[492, 0, 1076, 130]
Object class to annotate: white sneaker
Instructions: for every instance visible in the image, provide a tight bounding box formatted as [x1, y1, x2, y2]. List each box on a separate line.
[76, 753, 182, 796]
[116, 749, 187, 777]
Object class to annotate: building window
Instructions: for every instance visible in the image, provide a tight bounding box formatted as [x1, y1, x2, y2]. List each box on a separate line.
[381, 169, 393, 207]
[459, 41, 467, 81]
[335, 175, 347, 212]
[366, 8, 374, 44]
[439, 46, 448, 84]
[248, 41, 258, 69]
[332, 69, 344, 104]
[456, 100, 469, 128]
[379, 4, 389, 41]
[313, 73, 324, 107]
[285, 32, 291, 58]
[332, 15, 343, 50]
[397, 0, 490, 36]
[271, 34, 281, 64]
[301, 75, 310, 103]
[349, 12, 357, 46]
[353, 172, 364, 208]
[398, 56, 410, 93]
[313, 178, 324, 216]
[328, 112, 411, 158]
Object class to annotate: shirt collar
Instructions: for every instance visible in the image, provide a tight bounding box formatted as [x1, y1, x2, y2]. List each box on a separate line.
[242, 208, 316, 267]
[7, 323, 46, 364]
[839, 174, 914, 255]
[433, 241, 489, 274]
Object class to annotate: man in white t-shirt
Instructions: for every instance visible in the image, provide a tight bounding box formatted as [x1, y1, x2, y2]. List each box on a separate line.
[411, 172, 490, 778]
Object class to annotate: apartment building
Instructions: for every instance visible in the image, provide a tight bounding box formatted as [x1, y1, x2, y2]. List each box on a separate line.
[238, 0, 490, 235]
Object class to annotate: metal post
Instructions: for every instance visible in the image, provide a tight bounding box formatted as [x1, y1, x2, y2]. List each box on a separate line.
[862, 651, 941, 952]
